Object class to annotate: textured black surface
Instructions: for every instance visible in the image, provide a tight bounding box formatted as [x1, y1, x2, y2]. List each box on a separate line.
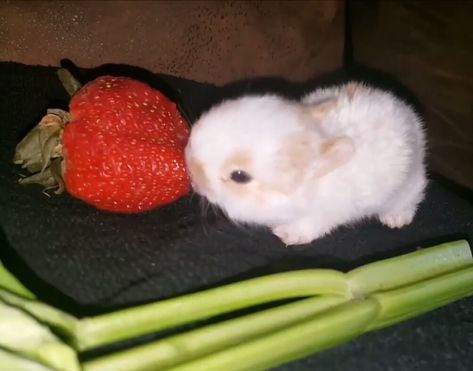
[0, 62, 472, 370]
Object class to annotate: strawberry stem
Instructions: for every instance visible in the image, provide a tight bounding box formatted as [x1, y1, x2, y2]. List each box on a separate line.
[57, 68, 83, 96]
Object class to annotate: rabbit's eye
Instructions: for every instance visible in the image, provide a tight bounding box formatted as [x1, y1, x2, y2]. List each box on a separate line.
[230, 170, 252, 184]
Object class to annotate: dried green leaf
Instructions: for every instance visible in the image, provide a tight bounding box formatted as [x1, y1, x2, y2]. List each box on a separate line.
[18, 167, 57, 188]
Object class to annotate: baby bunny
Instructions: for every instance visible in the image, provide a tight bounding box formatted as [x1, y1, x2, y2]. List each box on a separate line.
[185, 82, 427, 246]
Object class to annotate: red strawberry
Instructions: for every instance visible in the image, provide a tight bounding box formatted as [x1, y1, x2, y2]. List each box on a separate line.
[14, 71, 191, 213]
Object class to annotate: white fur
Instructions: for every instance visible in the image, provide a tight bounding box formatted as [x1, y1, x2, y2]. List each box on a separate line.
[186, 83, 427, 246]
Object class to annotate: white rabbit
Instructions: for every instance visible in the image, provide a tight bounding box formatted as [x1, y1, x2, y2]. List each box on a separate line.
[185, 82, 427, 246]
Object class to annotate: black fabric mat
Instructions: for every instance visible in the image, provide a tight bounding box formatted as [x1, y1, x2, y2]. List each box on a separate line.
[0, 62, 472, 370]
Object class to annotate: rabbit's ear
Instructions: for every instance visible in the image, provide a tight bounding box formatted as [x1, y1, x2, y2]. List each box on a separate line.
[305, 97, 338, 120]
[313, 136, 355, 177]
[280, 130, 354, 181]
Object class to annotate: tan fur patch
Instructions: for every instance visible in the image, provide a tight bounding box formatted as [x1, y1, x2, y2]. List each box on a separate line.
[285, 137, 314, 170]
[344, 82, 362, 100]
[314, 137, 354, 177]
[280, 134, 354, 180]
[297, 100, 335, 132]
[225, 152, 251, 170]
[221, 151, 292, 205]
[187, 157, 210, 190]
[278, 133, 319, 189]
[307, 98, 338, 120]
[320, 138, 338, 154]
[220, 151, 252, 197]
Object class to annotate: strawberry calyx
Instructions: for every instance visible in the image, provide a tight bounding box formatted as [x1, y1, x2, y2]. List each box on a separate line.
[14, 109, 70, 194]
[14, 68, 82, 195]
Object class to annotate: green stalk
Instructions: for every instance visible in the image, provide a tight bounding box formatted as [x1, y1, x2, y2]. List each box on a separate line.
[370, 265, 473, 330]
[76, 270, 348, 351]
[82, 296, 346, 371]
[1, 240, 471, 371]
[0, 300, 80, 371]
[76, 240, 472, 352]
[0, 289, 78, 338]
[0, 348, 54, 371]
[168, 299, 380, 371]
[168, 261, 473, 371]
[347, 239, 472, 296]
[64, 239, 473, 371]
[0, 261, 35, 299]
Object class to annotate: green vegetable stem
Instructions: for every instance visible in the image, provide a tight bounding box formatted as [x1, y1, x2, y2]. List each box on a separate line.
[1, 239, 472, 371]
[76, 240, 472, 351]
[80, 240, 473, 371]
[76, 269, 349, 351]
